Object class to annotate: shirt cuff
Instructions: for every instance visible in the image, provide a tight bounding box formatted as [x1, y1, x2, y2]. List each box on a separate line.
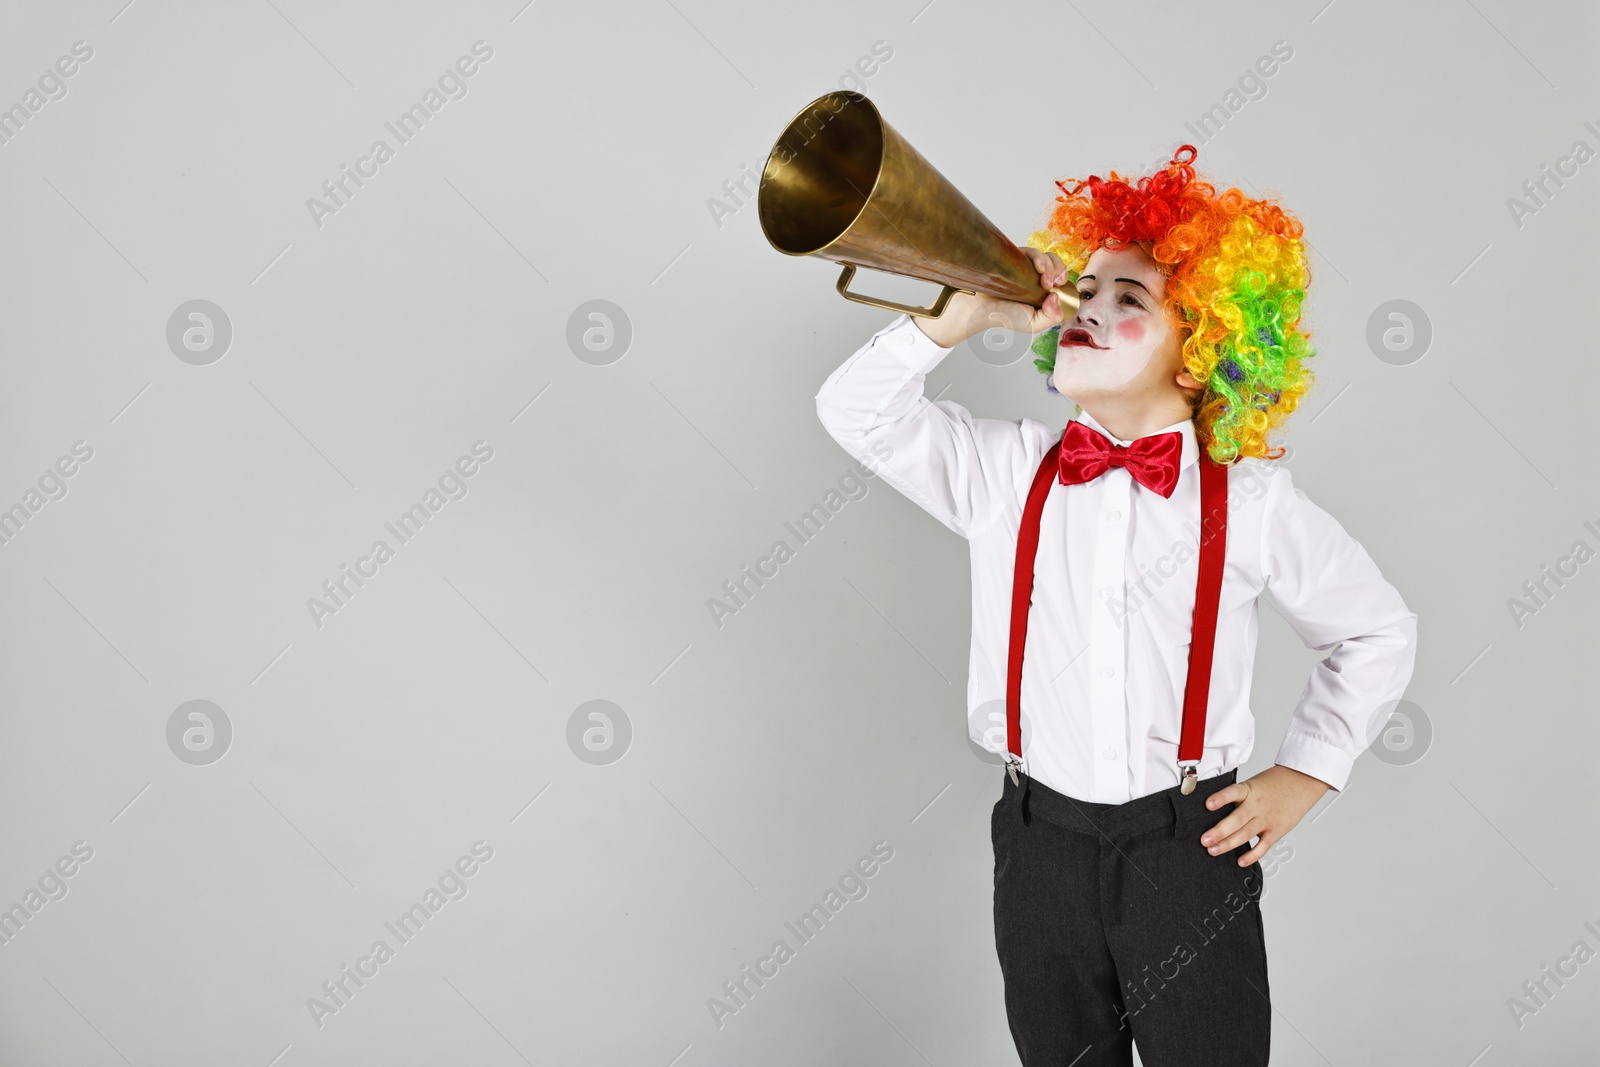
[877, 313, 956, 375]
[1274, 732, 1354, 793]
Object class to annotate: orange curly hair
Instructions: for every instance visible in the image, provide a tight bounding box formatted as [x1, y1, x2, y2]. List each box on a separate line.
[1027, 145, 1314, 463]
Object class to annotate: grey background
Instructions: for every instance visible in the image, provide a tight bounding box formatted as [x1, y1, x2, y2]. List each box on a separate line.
[0, 0, 1595, 1064]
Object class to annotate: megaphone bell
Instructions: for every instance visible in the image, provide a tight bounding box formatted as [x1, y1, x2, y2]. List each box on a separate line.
[756, 91, 1080, 320]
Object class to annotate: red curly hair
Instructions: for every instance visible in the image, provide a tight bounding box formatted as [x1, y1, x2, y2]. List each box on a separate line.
[1028, 145, 1315, 463]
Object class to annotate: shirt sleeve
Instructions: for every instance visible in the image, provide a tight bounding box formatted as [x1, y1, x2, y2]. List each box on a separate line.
[1259, 465, 1419, 793]
[814, 312, 1021, 540]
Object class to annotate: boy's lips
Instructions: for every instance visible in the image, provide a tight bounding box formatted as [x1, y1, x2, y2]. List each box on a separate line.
[1060, 328, 1106, 349]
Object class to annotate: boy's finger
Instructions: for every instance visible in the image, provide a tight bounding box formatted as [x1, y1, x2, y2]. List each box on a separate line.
[1238, 831, 1273, 867]
[1205, 784, 1246, 811]
[1204, 818, 1260, 855]
[1200, 817, 1238, 850]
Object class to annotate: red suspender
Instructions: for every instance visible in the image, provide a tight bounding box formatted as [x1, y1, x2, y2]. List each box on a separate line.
[1004, 432, 1228, 794]
[1003, 446, 1061, 779]
[1178, 449, 1228, 789]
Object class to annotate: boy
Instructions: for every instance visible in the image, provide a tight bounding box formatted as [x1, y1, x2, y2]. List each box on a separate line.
[813, 146, 1418, 1065]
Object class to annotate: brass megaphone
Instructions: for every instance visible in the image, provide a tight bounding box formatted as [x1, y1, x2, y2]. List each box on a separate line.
[757, 91, 1080, 320]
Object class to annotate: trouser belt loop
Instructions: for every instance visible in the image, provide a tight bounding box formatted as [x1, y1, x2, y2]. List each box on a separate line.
[1019, 771, 1032, 827]
[1169, 789, 1183, 840]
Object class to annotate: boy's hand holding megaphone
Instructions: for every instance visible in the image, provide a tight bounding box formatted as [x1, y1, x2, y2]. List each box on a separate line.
[913, 247, 1073, 348]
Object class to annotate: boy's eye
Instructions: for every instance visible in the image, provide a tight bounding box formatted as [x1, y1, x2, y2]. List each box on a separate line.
[1079, 289, 1144, 309]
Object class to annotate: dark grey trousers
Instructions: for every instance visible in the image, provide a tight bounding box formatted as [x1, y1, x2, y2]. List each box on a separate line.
[991, 767, 1272, 1066]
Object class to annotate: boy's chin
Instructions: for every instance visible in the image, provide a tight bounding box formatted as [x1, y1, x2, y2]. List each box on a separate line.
[1051, 375, 1143, 399]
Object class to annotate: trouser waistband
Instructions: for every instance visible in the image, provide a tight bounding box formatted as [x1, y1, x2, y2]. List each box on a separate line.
[1002, 767, 1239, 838]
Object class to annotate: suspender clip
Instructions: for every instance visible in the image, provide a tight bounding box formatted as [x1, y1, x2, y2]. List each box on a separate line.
[1179, 762, 1199, 795]
[1005, 754, 1024, 787]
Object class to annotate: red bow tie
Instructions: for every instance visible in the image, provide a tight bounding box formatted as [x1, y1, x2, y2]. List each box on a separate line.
[1056, 418, 1184, 498]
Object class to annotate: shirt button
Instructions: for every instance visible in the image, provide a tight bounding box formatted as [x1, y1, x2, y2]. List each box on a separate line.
[1102, 747, 1117, 761]
[1107, 510, 1121, 522]
[1100, 666, 1114, 677]
[1100, 585, 1114, 598]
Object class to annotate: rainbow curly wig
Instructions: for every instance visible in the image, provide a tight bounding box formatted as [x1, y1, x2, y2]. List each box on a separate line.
[1026, 144, 1313, 464]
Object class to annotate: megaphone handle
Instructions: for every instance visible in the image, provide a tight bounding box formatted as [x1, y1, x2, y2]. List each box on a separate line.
[835, 264, 971, 318]
[836, 264, 1083, 320]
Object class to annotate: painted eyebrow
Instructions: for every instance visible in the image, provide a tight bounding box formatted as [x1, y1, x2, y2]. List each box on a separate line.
[1076, 274, 1152, 294]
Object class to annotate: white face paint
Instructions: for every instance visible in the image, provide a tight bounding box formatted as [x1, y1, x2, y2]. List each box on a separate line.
[1052, 244, 1185, 408]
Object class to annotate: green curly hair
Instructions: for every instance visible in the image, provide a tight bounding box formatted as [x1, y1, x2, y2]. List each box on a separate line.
[1026, 145, 1314, 464]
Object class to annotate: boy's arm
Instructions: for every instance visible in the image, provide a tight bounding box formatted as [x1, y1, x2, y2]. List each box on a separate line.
[814, 313, 1020, 540]
[1259, 465, 1420, 793]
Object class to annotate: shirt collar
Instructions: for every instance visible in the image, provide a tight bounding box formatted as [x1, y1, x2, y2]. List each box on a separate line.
[1072, 407, 1198, 472]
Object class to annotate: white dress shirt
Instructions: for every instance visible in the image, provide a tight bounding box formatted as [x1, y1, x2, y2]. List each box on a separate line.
[815, 312, 1419, 803]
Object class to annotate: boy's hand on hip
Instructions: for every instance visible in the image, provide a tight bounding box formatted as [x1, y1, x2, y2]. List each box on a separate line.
[1199, 764, 1330, 866]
